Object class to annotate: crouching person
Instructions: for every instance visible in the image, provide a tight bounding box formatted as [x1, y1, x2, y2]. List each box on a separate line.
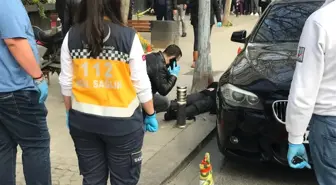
[145, 44, 182, 113]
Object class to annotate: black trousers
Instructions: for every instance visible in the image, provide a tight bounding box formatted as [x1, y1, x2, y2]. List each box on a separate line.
[251, 0, 259, 13]
[70, 126, 145, 185]
[185, 93, 215, 117]
[244, 0, 252, 14]
[192, 25, 213, 51]
[128, 6, 133, 20]
[259, 2, 269, 13]
[168, 92, 215, 119]
[155, 5, 173, 20]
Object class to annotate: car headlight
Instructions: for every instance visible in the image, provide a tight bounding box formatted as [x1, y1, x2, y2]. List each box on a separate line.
[220, 84, 263, 110]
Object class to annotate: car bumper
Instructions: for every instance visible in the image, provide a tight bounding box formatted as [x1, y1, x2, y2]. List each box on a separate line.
[216, 99, 291, 165]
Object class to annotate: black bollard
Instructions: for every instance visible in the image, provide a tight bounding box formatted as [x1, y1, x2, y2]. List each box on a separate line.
[176, 86, 187, 128]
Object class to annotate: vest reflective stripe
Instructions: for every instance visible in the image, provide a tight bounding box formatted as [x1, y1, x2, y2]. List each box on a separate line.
[70, 48, 139, 117]
[72, 96, 140, 117]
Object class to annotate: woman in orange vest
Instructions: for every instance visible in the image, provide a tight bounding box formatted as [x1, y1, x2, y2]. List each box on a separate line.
[59, 0, 158, 184]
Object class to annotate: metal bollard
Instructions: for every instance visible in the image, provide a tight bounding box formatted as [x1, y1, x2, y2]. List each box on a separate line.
[176, 86, 187, 128]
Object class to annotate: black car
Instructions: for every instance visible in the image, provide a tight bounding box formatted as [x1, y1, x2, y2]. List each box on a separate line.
[216, 0, 324, 165]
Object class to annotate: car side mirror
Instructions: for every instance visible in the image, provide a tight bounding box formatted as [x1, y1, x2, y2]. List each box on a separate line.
[231, 30, 247, 43]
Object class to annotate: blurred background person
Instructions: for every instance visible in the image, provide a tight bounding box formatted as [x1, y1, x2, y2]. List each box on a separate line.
[259, 0, 271, 14]
[151, 0, 178, 20]
[250, 0, 259, 16]
[175, 0, 189, 37]
[56, 0, 82, 35]
[128, 0, 134, 20]
[189, 0, 222, 68]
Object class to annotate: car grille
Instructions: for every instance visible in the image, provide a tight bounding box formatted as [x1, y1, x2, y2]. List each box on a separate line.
[272, 100, 288, 124]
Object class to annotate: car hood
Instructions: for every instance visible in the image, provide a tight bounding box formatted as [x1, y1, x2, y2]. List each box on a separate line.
[230, 43, 298, 94]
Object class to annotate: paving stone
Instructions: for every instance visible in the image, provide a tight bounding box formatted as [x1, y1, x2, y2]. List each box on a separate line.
[70, 179, 82, 185]
[52, 180, 60, 185]
[59, 176, 71, 185]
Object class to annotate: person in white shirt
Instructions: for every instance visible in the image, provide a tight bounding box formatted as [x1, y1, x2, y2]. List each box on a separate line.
[58, 0, 158, 184]
[286, 0, 336, 184]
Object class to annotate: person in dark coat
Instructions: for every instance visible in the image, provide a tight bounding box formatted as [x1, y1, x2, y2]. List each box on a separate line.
[189, 0, 222, 68]
[164, 82, 219, 121]
[56, 0, 82, 35]
[128, 0, 134, 20]
[259, 0, 271, 13]
[151, 0, 178, 20]
[145, 44, 182, 113]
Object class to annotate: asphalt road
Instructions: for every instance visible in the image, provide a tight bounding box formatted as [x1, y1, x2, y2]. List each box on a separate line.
[167, 138, 318, 185]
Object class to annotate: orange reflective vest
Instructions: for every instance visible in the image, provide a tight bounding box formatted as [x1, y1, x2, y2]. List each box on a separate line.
[68, 24, 139, 118]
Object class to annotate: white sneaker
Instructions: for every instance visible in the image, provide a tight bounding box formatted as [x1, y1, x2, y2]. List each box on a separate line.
[255, 13, 259, 16]
[250, 13, 254, 15]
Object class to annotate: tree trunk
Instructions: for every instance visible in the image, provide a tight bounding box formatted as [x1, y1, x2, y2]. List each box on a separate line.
[191, 0, 213, 93]
[121, 0, 130, 25]
[223, 0, 233, 26]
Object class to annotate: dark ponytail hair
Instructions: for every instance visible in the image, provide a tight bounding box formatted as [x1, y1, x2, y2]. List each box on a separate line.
[76, 0, 123, 57]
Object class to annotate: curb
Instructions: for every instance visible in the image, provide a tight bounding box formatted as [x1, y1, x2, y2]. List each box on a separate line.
[138, 115, 217, 185]
[160, 127, 216, 185]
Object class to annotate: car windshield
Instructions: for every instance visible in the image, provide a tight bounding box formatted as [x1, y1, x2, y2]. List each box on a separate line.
[253, 2, 323, 43]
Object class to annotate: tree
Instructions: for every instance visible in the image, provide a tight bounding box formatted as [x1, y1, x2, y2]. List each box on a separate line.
[121, 0, 130, 24]
[191, 0, 213, 93]
[222, 0, 233, 26]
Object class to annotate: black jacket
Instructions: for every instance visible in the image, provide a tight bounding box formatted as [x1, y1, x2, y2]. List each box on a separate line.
[189, 0, 221, 25]
[151, 0, 178, 10]
[200, 82, 218, 101]
[145, 52, 177, 96]
[56, 0, 81, 35]
[177, 0, 189, 5]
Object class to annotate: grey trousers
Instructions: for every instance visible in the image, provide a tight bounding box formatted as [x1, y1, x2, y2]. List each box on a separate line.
[309, 114, 336, 185]
[251, 0, 259, 14]
[175, 4, 187, 34]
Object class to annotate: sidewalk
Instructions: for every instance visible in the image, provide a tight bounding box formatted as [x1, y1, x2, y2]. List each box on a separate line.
[15, 15, 257, 185]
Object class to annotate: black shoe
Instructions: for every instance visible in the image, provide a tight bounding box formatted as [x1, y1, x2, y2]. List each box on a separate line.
[187, 116, 196, 121]
[181, 33, 187, 37]
[164, 111, 177, 121]
[164, 101, 178, 121]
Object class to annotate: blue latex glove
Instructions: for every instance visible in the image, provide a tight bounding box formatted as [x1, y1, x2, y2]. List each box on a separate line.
[144, 113, 159, 132]
[217, 22, 222, 27]
[34, 78, 49, 103]
[168, 62, 181, 77]
[66, 111, 69, 129]
[287, 143, 311, 169]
